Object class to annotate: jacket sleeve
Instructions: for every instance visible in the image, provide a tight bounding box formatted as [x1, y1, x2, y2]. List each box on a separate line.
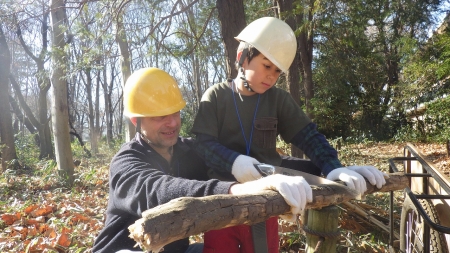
[194, 133, 240, 174]
[108, 142, 234, 217]
[290, 122, 342, 176]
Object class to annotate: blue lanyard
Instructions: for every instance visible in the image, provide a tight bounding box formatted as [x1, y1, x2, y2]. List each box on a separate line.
[231, 80, 260, 155]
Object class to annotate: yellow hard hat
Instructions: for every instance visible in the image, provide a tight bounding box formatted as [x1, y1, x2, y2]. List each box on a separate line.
[235, 17, 297, 72]
[123, 67, 186, 117]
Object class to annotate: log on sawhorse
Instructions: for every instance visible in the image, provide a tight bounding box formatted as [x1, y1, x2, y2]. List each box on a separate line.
[128, 172, 409, 253]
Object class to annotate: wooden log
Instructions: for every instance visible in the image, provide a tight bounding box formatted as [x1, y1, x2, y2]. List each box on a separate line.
[303, 172, 409, 253]
[305, 206, 340, 253]
[128, 172, 408, 252]
[364, 172, 408, 195]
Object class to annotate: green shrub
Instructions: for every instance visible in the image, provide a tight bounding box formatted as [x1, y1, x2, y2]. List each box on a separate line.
[394, 96, 450, 142]
[14, 132, 40, 166]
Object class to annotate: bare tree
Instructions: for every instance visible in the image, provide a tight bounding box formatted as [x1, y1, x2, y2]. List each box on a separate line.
[83, 68, 99, 154]
[14, 10, 54, 159]
[276, 0, 315, 118]
[115, 8, 135, 142]
[216, 0, 246, 79]
[9, 94, 37, 135]
[73, 13, 100, 155]
[102, 60, 117, 147]
[296, 0, 315, 119]
[49, 0, 74, 185]
[174, 2, 226, 115]
[0, 24, 18, 170]
[275, 0, 316, 158]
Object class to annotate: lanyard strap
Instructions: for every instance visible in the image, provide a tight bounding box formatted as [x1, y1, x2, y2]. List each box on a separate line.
[231, 81, 268, 253]
[231, 80, 260, 156]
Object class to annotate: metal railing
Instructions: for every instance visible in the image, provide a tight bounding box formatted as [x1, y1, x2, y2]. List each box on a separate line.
[388, 144, 450, 252]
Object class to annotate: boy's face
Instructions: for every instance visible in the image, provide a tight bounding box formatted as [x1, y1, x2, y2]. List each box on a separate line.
[242, 53, 282, 94]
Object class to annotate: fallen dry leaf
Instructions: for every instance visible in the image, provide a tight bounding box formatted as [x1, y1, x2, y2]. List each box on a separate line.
[1, 213, 20, 225]
[30, 206, 54, 218]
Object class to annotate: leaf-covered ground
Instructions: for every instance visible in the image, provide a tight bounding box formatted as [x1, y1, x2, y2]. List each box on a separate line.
[0, 142, 448, 252]
[278, 141, 450, 252]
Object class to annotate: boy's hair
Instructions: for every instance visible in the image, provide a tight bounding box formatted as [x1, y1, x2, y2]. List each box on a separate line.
[235, 41, 261, 70]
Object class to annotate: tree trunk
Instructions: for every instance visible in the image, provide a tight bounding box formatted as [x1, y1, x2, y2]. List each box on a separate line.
[95, 66, 101, 150]
[0, 24, 18, 170]
[37, 77, 54, 160]
[15, 11, 54, 159]
[276, 0, 306, 159]
[9, 75, 53, 159]
[115, 12, 135, 142]
[276, 0, 316, 119]
[102, 61, 113, 147]
[129, 173, 408, 252]
[216, 0, 246, 79]
[85, 69, 98, 155]
[296, 0, 315, 119]
[8, 95, 37, 134]
[50, 0, 74, 186]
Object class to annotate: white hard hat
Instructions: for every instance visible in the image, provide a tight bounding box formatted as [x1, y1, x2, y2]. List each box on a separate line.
[235, 17, 297, 72]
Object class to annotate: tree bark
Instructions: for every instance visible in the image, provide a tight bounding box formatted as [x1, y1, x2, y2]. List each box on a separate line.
[102, 60, 114, 147]
[8, 95, 37, 134]
[0, 24, 18, 170]
[9, 76, 42, 131]
[15, 11, 54, 159]
[129, 173, 408, 252]
[115, 11, 135, 142]
[216, 0, 246, 79]
[9, 75, 53, 159]
[95, 64, 101, 151]
[276, 0, 306, 159]
[50, 0, 74, 186]
[297, 0, 315, 119]
[84, 69, 98, 155]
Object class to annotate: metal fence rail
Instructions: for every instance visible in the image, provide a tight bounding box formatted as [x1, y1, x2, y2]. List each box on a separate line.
[388, 144, 450, 253]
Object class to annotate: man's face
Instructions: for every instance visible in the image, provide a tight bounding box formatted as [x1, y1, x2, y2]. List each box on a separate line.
[140, 111, 181, 151]
[243, 53, 282, 94]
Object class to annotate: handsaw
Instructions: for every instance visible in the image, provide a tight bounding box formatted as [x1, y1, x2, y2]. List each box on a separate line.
[254, 163, 341, 186]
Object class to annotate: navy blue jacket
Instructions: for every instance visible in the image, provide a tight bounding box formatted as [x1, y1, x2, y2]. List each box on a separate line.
[93, 133, 234, 253]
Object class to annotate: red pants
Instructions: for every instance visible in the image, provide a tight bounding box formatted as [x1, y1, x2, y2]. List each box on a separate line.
[203, 217, 279, 253]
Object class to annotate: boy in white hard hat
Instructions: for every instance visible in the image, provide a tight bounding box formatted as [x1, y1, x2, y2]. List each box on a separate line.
[192, 17, 387, 253]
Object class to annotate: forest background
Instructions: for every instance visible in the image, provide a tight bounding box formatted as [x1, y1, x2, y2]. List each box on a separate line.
[0, 0, 450, 252]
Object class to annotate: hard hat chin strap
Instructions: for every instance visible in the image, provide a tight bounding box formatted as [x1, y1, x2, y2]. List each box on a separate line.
[136, 118, 141, 133]
[240, 67, 253, 92]
[238, 46, 254, 92]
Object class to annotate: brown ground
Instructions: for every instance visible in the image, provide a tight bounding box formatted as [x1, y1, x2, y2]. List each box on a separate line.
[279, 141, 450, 253]
[344, 142, 449, 175]
[1, 141, 448, 252]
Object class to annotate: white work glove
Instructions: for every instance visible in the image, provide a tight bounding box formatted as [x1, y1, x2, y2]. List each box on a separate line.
[326, 167, 367, 196]
[346, 165, 389, 189]
[326, 166, 389, 197]
[231, 174, 313, 219]
[231, 155, 262, 183]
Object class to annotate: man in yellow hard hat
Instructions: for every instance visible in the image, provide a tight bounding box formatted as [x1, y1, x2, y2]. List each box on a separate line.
[92, 67, 314, 253]
[192, 17, 388, 253]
